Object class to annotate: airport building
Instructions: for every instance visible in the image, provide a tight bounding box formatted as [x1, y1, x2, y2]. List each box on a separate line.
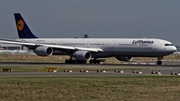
[0, 43, 35, 55]
[0, 43, 27, 50]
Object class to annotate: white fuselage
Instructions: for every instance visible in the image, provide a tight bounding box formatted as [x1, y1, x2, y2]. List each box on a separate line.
[21, 38, 177, 58]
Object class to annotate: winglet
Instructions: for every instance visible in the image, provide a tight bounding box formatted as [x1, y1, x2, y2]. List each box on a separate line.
[14, 13, 38, 38]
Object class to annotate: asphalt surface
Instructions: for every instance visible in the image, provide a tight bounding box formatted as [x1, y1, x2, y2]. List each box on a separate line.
[0, 61, 180, 77]
[0, 69, 180, 77]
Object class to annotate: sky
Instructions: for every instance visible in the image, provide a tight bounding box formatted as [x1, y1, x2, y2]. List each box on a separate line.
[0, 0, 180, 45]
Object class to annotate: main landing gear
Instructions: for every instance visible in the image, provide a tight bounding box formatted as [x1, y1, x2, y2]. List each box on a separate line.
[65, 59, 86, 64]
[65, 59, 101, 64]
[156, 57, 163, 65]
[89, 59, 100, 64]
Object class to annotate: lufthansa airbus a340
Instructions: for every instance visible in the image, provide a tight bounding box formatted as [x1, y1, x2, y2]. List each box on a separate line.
[0, 13, 177, 65]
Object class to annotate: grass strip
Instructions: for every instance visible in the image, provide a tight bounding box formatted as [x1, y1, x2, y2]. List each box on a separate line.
[0, 76, 179, 101]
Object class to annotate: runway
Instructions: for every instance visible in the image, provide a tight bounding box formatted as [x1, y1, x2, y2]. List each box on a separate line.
[0, 69, 180, 77]
[0, 61, 180, 77]
[1, 60, 180, 67]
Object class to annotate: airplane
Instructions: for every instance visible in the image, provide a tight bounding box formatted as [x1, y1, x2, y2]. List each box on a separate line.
[0, 13, 177, 65]
[83, 34, 89, 38]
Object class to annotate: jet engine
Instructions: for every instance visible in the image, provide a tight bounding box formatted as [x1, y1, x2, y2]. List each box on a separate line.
[73, 51, 91, 61]
[34, 46, 53, 56]
[115, 56, 133, 61]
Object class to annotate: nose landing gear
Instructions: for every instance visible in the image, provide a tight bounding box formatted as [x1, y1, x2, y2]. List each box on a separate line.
[156, 57, 163, 65]
[156, 61, 162, 65]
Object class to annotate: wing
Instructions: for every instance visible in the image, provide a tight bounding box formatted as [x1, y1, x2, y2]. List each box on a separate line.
[0, 40, 103, 52]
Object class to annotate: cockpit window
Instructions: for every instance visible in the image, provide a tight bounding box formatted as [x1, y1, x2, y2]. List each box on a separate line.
[164, 44, 173, 46]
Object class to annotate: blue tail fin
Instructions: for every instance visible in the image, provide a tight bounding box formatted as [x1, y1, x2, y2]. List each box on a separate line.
[14, 13, 38, 38]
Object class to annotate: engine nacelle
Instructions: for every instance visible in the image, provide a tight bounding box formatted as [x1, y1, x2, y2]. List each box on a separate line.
[115, 56, 133, 61]
[34, 46, 53, 56]
[73, 51, 91, 61]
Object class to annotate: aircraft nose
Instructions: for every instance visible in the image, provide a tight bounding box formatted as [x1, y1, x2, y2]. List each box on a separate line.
[170, 46, 177, 52]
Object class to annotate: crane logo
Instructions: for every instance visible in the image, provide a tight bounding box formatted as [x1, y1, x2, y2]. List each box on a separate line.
[17, 19, 24, 31]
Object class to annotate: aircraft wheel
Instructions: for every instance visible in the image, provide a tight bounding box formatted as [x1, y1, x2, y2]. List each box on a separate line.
[65, 59, 69, 64]
[72, 60, 76, 64]
[83, 61, 87, 64]
[69, 59, 73, 64]
[89, 60, 93, 64]
[97, 60, 100, 64]
[156, 61, 162, 65]
[93, 59, 97, 64]
[77, 61, 80, 64]
[76, 60, 86, 64]
[65, 59, 78, 64]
